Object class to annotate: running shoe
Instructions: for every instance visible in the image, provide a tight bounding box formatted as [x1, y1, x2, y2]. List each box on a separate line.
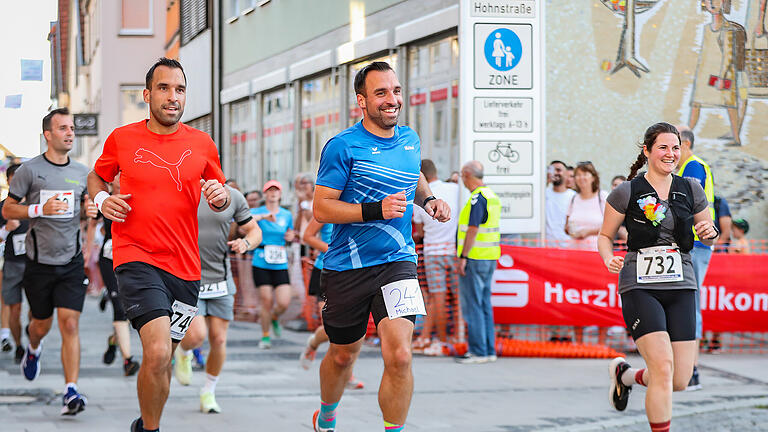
[272, 319, 282, 338]
[608, 356, 632, 411]
[103, 334, 117, 365]
[130, 417, 144, 432]
[123, 357, 140, 376]
[346, 375, 364, 390]
[455, 353, 488, 364]
[173, 349, 193, 386]
[299, 335, 317, 370]
[98, 289, 108, 312]
[192, 347, 206, 369]
[487, 354, 498, 362]
[423, 340, 446, 357]
[685, 366, 701, 391]
[312, 409, 335, 432]
[60, 387, 87, 415]
[1, 337, 11, 352]
[259, 336, 272, 350]
[200, 391, 221, 413]
[14, 345, 24, 364]
[20, 345, 41, 381]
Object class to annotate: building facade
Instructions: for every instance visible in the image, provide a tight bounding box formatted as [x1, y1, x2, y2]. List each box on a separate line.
[220, 0, 460, 198]
[50, 0, 166, 166]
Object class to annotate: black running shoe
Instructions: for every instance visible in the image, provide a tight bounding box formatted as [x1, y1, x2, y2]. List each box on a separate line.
[103, 334, 117, 365]
[130, 417, 143, 432]
[608, 356, 632, 411]
[14, 345, 24, 364]
[124, 357, 140, 376]
[99, 290, 108, 312]
[1, 338, 11, 352]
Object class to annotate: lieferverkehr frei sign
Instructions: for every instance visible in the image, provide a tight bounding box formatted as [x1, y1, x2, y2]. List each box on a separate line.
[470, 0, 536, 18]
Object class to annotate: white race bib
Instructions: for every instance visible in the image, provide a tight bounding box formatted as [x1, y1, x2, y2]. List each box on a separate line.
[12, 233, 26, 256]
[636, 246, 684, 284]
[381, 279, 427, 320]
[169, 300, 198, 340]
[39, 189, 75, 218]
[102, 239, 113, 260]
[264, 245, 287, 264]
[199, 280, 228, 299]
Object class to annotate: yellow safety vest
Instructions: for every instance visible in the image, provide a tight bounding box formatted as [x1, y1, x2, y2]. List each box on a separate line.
[457, 186, 501, 260]
[678, 154, 715, 242]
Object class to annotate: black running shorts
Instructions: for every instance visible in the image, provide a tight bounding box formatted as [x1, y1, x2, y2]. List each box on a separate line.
[620, 288, 696, 342]
[307, 266, 323, 298]
[24, 254, 86, 320]
[321, 261, 417, 345]
[115, 261, 199, 341]
[99, 257, 126, 322]
[251, 267, 290, 287]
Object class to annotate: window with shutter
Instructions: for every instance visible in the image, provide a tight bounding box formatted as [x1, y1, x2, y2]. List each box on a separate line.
[180, 0, 208, 45]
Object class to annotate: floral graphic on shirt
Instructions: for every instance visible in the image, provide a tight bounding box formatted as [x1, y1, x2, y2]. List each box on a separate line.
[637, 196, 666, 226]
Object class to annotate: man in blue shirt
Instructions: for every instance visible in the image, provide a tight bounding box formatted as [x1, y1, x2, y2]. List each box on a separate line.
[311, 62, 450, 432]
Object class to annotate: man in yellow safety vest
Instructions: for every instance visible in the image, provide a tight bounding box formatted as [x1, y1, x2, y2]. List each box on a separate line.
[676, 125, 715, 391]
[455, 161, 501, 364]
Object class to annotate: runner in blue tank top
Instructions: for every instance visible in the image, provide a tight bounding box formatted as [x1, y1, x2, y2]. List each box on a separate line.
[249, 180, 295, 349]
[310, 61, 451, 432]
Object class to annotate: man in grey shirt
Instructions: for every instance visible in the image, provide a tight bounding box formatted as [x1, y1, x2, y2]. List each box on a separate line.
[2, 108, 97, 416]
[173, 185, 261, 413]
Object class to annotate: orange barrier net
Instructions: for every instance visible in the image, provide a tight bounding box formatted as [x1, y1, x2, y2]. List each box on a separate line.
[231, 236, 768, 357]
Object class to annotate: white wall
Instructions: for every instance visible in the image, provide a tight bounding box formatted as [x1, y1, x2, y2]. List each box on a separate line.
[179, 29, 212, 122]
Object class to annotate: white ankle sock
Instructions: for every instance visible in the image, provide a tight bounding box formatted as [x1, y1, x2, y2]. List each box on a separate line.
[29, 343, 42, 355]
[66, 382, 77, 392]
[622, 367, 645, 387]
[0, 328, 9, 340]
[202, 373, 219, 394]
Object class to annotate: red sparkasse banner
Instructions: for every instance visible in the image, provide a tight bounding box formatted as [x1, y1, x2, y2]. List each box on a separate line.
[492, 246, 768, 332]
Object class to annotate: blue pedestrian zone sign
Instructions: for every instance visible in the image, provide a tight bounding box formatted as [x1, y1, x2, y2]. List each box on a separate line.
[484, 28, 522, 72]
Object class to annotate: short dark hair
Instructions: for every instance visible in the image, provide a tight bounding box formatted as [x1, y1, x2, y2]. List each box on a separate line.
[353, 61, 394, 96]
[549, 160, 567, 168]
[42, 107, 70, 133]
[6, 163, 21, 179]
[420, 159, 437, 179]
[679, 129, 695, 149]
[145, 57, 187, 90]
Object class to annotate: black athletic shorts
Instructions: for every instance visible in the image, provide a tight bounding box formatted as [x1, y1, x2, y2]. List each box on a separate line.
[24, 254, 86, 320]
[621, 289, 696, 342]
[99, 257, 126, 322]
[252, 266, 290, 287]
[308, 266, 323, 298]
[321, 261, 418, 345]
[115, 261, 199, 341]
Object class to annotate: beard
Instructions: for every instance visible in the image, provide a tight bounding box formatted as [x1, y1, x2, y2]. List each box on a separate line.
[365, 103, 400, 129]
[150, 103, 183, 127]
[552, 175, 563, 186]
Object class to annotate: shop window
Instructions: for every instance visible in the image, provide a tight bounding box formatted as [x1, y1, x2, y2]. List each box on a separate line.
[301, 72, 340, 175]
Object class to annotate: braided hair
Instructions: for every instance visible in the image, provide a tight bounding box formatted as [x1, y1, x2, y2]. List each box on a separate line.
[627, 122, 681, 180]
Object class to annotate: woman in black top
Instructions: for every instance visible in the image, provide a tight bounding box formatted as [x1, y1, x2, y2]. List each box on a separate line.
[597, 123, 718, 432]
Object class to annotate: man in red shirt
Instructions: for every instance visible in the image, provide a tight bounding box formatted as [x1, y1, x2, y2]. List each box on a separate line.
[87, 58, 229, 432]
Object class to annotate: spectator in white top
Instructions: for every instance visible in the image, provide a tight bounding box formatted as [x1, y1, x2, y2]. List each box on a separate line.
[565, 162, 608, 251]
[545, 160, 576, 247]
[566, 161, 609, 346]
[412, 159, 460, 356]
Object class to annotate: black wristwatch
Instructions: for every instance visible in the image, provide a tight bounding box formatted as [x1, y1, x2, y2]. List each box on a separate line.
[460, 255, 468, 260]
[422, 196, 437, 207]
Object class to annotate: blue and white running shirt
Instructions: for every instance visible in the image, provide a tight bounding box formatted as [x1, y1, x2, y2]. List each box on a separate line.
[316, 121, 421, 271]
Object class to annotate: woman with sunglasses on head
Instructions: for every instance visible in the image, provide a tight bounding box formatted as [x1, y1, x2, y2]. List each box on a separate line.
[598, 122, 718, 432]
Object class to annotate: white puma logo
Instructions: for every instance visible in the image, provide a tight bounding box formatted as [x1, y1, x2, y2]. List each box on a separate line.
[134, 148, 192, 191]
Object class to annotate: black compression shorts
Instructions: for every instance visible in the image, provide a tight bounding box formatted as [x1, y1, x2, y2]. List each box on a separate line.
[621, 289, 696, 342]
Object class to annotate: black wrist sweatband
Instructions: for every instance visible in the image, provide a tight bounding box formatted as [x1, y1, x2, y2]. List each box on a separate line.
[361, 201, 384, 221]
[212, 196, 228, 210]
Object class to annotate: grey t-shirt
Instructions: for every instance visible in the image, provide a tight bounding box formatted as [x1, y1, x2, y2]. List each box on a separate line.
[9, 155, 89, 265]
[606, 174, 708, 293]
[197, 186, 252, 287]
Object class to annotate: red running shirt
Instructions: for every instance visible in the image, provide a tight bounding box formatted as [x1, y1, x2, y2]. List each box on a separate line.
[94, 120, 226, 280]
